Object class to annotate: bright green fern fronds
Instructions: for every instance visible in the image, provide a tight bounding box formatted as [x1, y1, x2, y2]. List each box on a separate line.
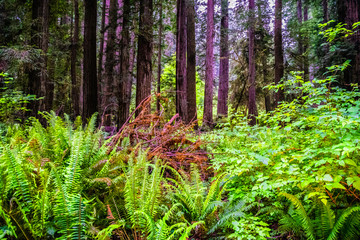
[279, 193, 316, 240]
[327, 206, 360, 240]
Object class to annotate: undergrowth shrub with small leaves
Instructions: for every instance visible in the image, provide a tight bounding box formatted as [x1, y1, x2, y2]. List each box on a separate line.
[205, 61, 360, 238]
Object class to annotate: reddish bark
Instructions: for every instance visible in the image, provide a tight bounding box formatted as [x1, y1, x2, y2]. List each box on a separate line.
[203, 0, 214, 128]
[248, 0, 257, 126]
[135, 0, 153, 115]
[157, 2, 163, 113]
[118, 0, 131, 127]
[176, 0, 188, 122]
[186, 0, 197, 124]
[83, 0, 98, 121]
[274, 0, 284, 105]
[217, 0, 229, 117]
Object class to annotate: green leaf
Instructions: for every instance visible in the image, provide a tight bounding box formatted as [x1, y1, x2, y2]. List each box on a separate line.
[353, 180, 360, 191]
[345, 159, 357, 166]
[323, 174, 333, 182]
[332, 182, 346, 190]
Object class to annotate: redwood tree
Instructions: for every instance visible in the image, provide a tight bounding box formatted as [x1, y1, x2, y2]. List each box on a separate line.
[217, 0, 229, 117]
[83, 0, 98, 120]
[274, 0, 284, 105]
[176, 0, 187, 121]
[203, 0, 214, 128]
[118, 0, 131, 126]
[71, 0, 80, 117]
[136, 0, 153, 114]
[248, 0, 257, 126]
[186, 0, 197, 124]
[104, 0, 118, 125]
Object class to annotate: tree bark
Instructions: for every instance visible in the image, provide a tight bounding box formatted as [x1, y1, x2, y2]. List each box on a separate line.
[297, 0, 304, 75]
[217, 0, 229, 117]
[135, 0, 153, 115]
[97, 0, 107, 117]
[176, 0, 187, 121]
[156, 2, 163, 113]
[118, 0, 131, 127]
[274, 0, 284, 106]
[42, 0, 51, 112]
[248, 0, 257, 126]
[203, 0, 214, 128]
[303, 0, 309, 82]
[83, 0, 98, 121]
[322, 0, 328, 23]
[71, 0, 80, 117]
[186, 0, 197, 124]
[104, 0, 118, 125]
[28, 0, 43, 115]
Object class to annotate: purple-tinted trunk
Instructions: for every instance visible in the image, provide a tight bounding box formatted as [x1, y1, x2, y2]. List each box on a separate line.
[135, 0, 153, 115]
[203, 0, 214, 128]
[274, 0, 284, 106]
[248, 0, 257, 126]
[186, 0, 197, 124]
[217, 0, 229, 117]
[176, 0, 188, 121]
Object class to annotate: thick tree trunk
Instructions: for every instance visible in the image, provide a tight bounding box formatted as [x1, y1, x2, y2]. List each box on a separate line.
[338, 0, 360, 86]
[176, 0, 187, 121]
[203, 0, 214, 128]
[104, 0, 118, 125]
[303, 0, 309, 81]
[97, 0, 107, 116]
[135, 0, 152, 115]
[274, 0, 284, 106]
[297, 0, 304, 75]
[186, 0, 197, 124]
[156, 2, 163, 113]
[118, 0, 131, 127]
[42, 0, 51, 111]
[322, 0, 328, 23]
[217, 0, 229, 117]
[248, 0, 257, 126]
[28, 0, 43, 115]
[83, 0, 98, 121]
[71, 0, 80, 117]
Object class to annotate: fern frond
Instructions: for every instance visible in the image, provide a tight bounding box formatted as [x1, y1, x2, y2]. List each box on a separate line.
[279, 192, 316, 240]
[327, 206, 360, 240]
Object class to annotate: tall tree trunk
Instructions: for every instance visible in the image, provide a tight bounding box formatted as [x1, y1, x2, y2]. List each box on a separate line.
[303, 0, 309, 81]
[186, 0, 197, 124]
[217, 0, 229, 117]
[248, 0, 257, 126]
[28, 0, 43, 115]
[322, 0, 328, 23]
[104, 0, 118, 125]
[297, 0, 304, 75]
[203, 0, 214, 128]
[71, 0, 80, 117]
[176, 0, 187, 121]
[156, 2, 163, 113]
[42, 0, 51, 111]
[135, 0, 152, 115]
[98, 0, 107, 117]
[337, 0, 360, 86]
[83, 0, 98, 121]
[118, 0, 131, 127]
[274, 0, 284, 106]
